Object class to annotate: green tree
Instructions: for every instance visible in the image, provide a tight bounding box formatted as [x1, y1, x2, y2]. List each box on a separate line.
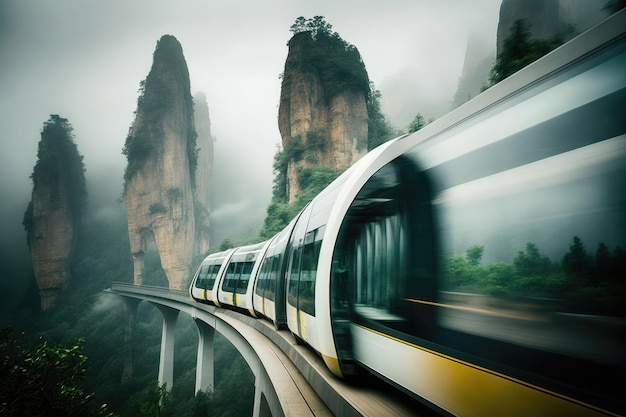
[284, 16, 369, 103]
[408, 113, 426, 133]
[562, 236, 593, 286]
[604, 0, 626, 13]
[0, 327, 114, 417]
[488, 19, 563, 86]
[23, 115, 87, 243]
[465, 245, 484, 267]
[367, 84, 398, 150]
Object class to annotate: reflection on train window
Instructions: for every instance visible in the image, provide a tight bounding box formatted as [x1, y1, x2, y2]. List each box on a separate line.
[236, 262, 254, 294]
[194, 265, 210, 289]
[288, 225, 324, 316]
[206, 264, 221, 289]
[332, 156, 438, 337]
[222, 262, 240, 292]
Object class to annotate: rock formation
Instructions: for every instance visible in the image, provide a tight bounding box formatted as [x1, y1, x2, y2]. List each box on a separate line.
[453, 0, 608, 109]
[23, 115, 87, 309]
[451, 22, 495, 109]
[123, 35, 197, 290]
[496, 0, 608, 57]
[278, 29, 369, 203]
[193, 92, 214, 255]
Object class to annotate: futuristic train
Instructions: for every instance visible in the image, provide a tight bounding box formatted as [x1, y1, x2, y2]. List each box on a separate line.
[191, 10, 626, 417]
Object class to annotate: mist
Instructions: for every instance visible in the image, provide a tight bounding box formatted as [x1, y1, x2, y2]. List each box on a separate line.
[0, 0, 502, 294]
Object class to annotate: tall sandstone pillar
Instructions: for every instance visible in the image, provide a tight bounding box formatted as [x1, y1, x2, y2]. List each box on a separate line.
[278, 30, 368, 203]
[124, 35, 197, 290]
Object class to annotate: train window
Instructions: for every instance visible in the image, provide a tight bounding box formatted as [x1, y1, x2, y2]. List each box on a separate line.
[298, 227, 323, 316]
[255, 258, 269, 296]
[287, 245, 302, 307]
[265, 255, 279, 302]
[194, 264, 210, 289]
[222, 262, 239, 292]
[332, 156, 438, 337]
[206, 264, 221, 289]
[236, 261, 254, 294]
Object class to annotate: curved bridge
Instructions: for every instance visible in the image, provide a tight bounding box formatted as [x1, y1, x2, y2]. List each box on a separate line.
[105, 283, 420, 417]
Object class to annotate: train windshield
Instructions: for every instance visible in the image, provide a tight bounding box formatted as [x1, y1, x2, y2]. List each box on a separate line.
[331, 156, 438, 339]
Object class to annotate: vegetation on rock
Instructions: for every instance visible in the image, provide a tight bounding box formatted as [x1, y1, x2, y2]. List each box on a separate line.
[22, 115, 87, 243]
[487, 19, 563, 87]
[122, 35, 198, 191]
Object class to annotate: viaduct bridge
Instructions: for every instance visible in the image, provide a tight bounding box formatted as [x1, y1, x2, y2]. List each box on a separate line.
[105, 283, 422, 417]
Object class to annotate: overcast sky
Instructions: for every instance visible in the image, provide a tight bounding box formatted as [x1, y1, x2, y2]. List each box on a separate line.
[0, 0, 502, 252]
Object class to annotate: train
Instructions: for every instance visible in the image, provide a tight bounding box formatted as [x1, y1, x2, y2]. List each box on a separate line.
[191, 10, 626, 417]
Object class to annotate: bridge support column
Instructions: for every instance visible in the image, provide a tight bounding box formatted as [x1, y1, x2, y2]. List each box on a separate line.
[193, 318, 215, 393]
[252, 372, 272, 417]
[155, 304, 179, 391]
[121, 297, 140, 384]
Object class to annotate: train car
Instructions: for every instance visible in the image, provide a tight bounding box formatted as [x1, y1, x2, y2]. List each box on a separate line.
[282, 139, 403, 375]
[217, 240, 270, 316]
[324, 10, 626, 417]
[189, 248, 235, 306]
[253, 214, 301, 329]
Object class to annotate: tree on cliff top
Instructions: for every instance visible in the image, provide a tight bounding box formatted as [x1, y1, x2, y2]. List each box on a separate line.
[261, 17, 395, 238]
[23, 115, 87, 243]
[287, 16, 394, 150]
[286, 16, 370, 103]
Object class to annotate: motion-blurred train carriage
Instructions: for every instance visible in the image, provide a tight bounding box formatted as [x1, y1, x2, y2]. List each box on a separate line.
[191, 10, 626, 416]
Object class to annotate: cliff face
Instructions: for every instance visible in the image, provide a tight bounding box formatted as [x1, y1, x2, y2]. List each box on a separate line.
[278, 32, 368, 203]
[193, 92, 213, 255]
[24, 115, 86, 309]
[28, 183, 75, 309]
[453, 0, 608, 109]
[496, 0, 607, 57]
[124, 35, 197, 290]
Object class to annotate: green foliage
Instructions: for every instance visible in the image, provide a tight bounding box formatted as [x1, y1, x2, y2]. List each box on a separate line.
[0, 327, 114, 417]
[149, 202, 168, 215]
[23, 115, 87, 242]
[284, 16, 370, 103]
[444, 237, 626, 315]
[487, 19, 564, 86]
[284, 135, 306, 163]
[408, 113, 427, 134]
[367, 85, 398, 150]
[219, 238, 235, 251]
[306, 129, 326, 152]
[259, 201, 299, 240]
[166, 187, 183, 204]
[465, 245, 484, 267]
[604, 0, 626, 13]
[290, 15, 333, 38]
[260, 165, 339, 240]
[295, 166, 339, 204]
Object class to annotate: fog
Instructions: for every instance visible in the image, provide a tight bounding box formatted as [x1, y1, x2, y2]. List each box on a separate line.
[0, 0, 502, 289]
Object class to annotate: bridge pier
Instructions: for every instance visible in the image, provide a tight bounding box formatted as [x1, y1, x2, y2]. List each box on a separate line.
[253, 371, 272, 417]
[121, 297, 140, 383]
[193, 317, 215, 393]
[154, 304, 179, 390]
